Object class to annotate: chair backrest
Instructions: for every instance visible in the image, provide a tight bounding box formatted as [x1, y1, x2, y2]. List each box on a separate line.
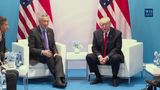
[122, 39, 137, 52]
[122, 39, 137, 47]
[12, 42, 29, 71]
[88, 39, 137, 53]
[18, 39, 28, 46]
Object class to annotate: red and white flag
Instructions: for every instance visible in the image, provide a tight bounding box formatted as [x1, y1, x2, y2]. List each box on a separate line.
[17, 0, 53, 39]
[97, 0, 132, 38]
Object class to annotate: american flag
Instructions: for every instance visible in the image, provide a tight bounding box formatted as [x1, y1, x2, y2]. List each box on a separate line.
[97, 0, 132, 38]
[17, 0, 53, 39]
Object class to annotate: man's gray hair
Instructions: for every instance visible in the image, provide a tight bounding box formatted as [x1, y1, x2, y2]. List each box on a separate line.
[38, 14, 49, 20]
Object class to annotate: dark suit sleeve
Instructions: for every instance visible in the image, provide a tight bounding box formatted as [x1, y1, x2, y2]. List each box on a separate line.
[28, 30, 42, 56]
[108, 32, 122, 58]
[4, 38, 7, 52]
[92, 31, 101, 56]
[50, 30, 58, 54]
[0, 35, 7, 62]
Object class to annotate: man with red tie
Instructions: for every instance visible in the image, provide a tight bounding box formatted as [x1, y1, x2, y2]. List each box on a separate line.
[86, 17, 124, 87]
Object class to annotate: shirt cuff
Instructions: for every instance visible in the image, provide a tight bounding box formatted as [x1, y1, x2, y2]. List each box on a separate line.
[41, 50, 44, 55]
[106, 56, 109, 60]
[98, 55, 102, 60]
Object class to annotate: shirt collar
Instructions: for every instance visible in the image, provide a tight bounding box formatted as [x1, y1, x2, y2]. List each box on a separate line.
[103, 30, 110, 37]
[39, 26, 46, 33]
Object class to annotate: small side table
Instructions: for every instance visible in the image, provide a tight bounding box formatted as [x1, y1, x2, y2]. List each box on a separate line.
[144, 64, 160, 90]
[66, 52, 88, 79]
[145, 64, 160, 77]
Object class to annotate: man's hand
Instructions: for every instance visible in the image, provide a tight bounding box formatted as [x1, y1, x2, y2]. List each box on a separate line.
[53, 53, 60, 57]
[42, 50, 53, 58]
[99, 56, 109, 65]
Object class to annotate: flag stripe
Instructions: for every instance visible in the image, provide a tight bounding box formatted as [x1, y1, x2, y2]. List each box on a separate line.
[39, 0, 53, 21]
[23, 7, 37, 27]
[19, 5, 34, 29]
[19, 13, 30, 34]
[18, 27, 25, 39]
[30, 2, 35, 12]
[104, 7, 116, 28]
[18, 19, 29, 37]
[110, 2, 114, 11]
[115, 0, 131, 26]
[113, 1, 131, 38]
[97, 10, 103, 19]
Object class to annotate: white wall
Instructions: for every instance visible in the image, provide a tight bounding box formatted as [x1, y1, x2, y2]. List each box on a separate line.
[51, 0, 98, 52]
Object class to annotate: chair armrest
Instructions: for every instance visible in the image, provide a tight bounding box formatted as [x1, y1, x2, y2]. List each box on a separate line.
[88, 44, 92, 53]
[123, 42, 143, 76]
[12, 42, 29, 75]
[55, 42, 66, 72]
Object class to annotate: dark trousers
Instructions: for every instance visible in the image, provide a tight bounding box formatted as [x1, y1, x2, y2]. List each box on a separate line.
[5, 70, 19, 90]
[38, 55, 65, 78]
[147, 85, 157, 90]
[86, 53, 122, 79]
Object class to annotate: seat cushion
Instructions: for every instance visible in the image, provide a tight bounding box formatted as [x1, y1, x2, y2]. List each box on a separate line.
[98, 63, 130, 77]
[29, 63, 51, 78]
[29, 63, 48, 69]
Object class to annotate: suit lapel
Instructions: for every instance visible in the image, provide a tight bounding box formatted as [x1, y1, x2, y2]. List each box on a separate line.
[108, 28, 114, 41]
[98, 30, 104, 46]
[37, 26, 45, 48]
[46, 28, 51, 46]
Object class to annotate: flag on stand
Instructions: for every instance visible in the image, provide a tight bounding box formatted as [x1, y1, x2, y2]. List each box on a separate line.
[17, 0, 53, 39]
[97, 0, 132, 38]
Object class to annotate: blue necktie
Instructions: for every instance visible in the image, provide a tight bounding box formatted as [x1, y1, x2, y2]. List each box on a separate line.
[43, 31, 49, 50]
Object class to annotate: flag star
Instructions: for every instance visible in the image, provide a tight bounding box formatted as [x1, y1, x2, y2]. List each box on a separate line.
[23, 2, 25, 5]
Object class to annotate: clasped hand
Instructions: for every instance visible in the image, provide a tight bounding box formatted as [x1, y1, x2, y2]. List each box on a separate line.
[42, 50, 53, 58]
[42, 50, 60, 58]
[99, 56, 108, 64]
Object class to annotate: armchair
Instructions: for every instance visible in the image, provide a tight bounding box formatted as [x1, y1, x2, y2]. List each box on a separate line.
[87, 39, 143, 84]
[12, 39, 66, 79]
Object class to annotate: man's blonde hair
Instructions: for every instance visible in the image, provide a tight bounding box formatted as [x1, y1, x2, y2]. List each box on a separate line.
[99, 17, 110, 25]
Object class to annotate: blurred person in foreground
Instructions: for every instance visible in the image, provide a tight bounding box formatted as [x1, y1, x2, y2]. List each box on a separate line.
[0, 16, 19, 90]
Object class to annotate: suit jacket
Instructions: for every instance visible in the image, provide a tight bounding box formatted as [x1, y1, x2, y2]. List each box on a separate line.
[0, 34, 7, 62]
[28, 26, 58, 63]
[92, 27, 124, 62]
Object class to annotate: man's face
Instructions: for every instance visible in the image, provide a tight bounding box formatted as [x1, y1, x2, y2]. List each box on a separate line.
[39, 17, 49, 29]
[100, 22, 110, 32]
[0, 21, 8, 32]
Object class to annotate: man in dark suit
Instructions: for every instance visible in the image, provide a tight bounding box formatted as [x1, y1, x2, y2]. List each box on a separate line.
[0, 16, 19, 90]
[28, 14, 66, 88]
[86, 17, 124, 87]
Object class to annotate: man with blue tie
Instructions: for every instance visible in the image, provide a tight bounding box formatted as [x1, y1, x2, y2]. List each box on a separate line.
[86, 17, 124, 87]
[28, 14, 67, 88]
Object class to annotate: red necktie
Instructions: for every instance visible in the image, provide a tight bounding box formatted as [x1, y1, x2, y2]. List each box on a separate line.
[103, 32, 107, 57]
